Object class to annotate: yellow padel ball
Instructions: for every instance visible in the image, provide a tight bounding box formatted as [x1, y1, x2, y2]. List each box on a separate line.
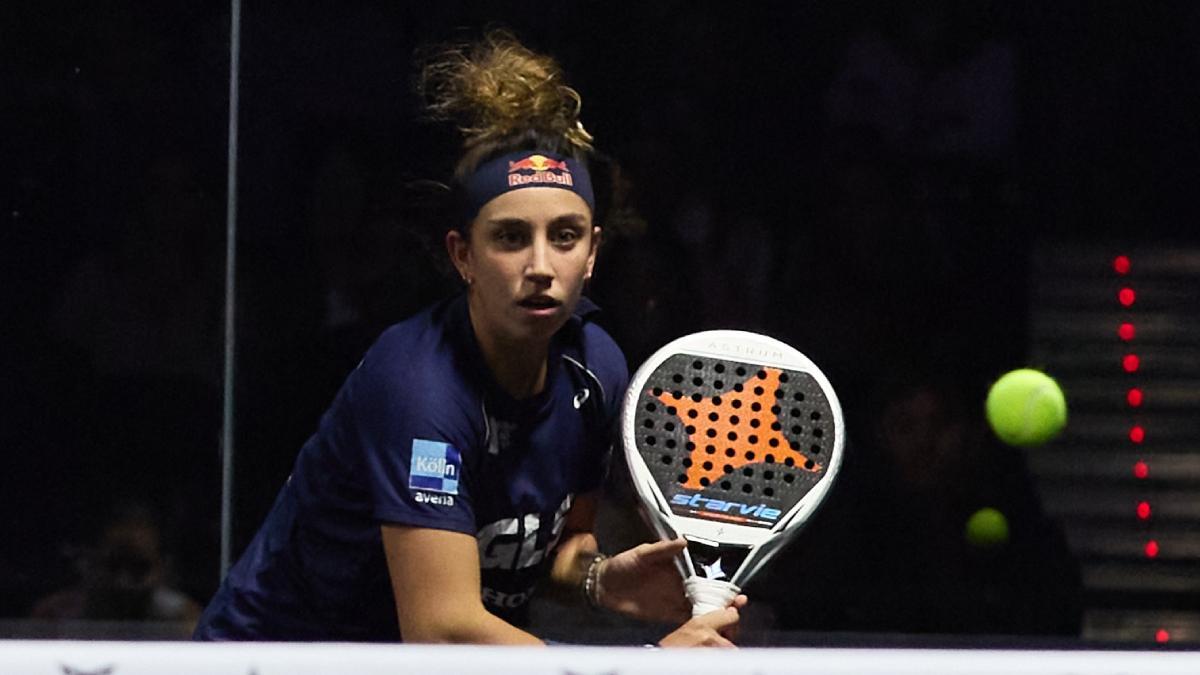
[985, 369, 1067, 447]
[965, 507, 1010, 548]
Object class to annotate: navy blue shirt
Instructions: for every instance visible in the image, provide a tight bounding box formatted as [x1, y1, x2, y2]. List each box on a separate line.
[195, 295, 628, 641]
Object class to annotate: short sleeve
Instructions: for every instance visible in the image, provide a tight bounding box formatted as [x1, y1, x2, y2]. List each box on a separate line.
[578, 322, 631, 493]
[343, 341, 480, 536]
[583, 322, 630, 429]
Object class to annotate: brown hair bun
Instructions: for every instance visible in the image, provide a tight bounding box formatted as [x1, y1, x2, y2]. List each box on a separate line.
[420, 29, 593, 169]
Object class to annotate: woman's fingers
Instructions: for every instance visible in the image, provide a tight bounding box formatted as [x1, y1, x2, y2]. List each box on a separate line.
[634, 538, 688, 562]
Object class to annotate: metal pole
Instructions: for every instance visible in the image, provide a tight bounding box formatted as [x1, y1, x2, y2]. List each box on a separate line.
[220, 0, 243, 579]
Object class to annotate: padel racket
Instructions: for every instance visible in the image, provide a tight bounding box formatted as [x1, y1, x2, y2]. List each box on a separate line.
[621, 330, 845, 615]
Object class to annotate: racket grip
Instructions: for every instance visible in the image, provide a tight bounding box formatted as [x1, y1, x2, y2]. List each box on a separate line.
[685, 575, 741, 617]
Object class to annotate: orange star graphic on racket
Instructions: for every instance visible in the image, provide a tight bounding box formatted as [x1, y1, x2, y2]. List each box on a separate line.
[656, 367, 821, 490]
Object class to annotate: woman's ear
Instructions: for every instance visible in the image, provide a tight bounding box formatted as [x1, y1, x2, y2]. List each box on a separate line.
[445, 229, 472, 284]
[585, 226, 602, 280]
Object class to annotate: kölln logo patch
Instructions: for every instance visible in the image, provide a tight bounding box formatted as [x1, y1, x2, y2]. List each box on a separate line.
[409, 439, 461, 495]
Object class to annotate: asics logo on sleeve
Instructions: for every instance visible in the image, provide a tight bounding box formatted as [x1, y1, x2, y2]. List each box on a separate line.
[573, 387, 590, 409]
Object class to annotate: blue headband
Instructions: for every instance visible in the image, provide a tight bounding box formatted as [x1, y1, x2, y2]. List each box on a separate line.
[458, 150, 594, 225]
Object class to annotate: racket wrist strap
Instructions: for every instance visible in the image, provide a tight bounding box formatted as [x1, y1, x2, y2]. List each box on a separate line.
[685, 575, 740, 617]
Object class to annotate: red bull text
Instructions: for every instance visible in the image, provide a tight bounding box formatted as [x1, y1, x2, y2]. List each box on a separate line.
[507, 154, 574, 187]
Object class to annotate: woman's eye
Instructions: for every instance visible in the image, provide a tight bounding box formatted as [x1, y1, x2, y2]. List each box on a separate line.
[552, 229, 581, 246]
[495, 229, 525, 247]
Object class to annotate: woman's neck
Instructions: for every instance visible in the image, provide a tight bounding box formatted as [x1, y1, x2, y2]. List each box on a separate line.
[469, 313, 549, 400]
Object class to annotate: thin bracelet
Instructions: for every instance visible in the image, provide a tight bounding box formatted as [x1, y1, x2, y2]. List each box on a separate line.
[582, 553, 608, 609]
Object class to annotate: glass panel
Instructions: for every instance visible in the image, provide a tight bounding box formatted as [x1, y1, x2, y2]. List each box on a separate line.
[10, 0, 1192, 648]
[2, 1, 230, 638]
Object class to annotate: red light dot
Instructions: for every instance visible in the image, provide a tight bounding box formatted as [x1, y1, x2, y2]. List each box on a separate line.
[1114, 256, 1131, 275]
[1127, 388, 1144, 407]
[1123, 354, 1140, 373]
[1145, 540, 1160, 558]
[1118, 288, 1136, 307]
[1130, 426, 1146, 444]
[1134, 461, 1150, 479]
[1118, 323, 1135, 341]
[1137, 501, 1152, 519]
[1156, 628, 1170, 643]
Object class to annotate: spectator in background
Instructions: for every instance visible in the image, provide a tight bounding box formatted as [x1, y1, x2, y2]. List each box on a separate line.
[762, 365, 1082, 637]
[302, 137, 454, 381]
[819, 0, 1025, 381]
[823, 0, 1016, 163]
[46, 152, 224, 605]
[859, 369, 1081, 635]
[50, 152, 222, 387]
[770, 126, 929, 399]
[31, 503, 201, 632]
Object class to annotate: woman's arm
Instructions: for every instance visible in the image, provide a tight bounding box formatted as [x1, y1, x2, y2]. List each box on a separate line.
[546, 491, 603, 592]
[549, 492, 691, 623]
[384, 495, 744, 647]
[381, 524, 543, 645]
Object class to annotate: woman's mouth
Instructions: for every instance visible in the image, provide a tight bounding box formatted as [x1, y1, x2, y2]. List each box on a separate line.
[517, 295, 562, 315]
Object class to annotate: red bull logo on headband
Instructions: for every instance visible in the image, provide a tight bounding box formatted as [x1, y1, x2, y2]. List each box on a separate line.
[507, 154, 574, 187]
[461, 149, 594, 221]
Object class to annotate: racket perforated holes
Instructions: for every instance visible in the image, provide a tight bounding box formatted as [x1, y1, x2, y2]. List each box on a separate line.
[635, 355, 834, 506]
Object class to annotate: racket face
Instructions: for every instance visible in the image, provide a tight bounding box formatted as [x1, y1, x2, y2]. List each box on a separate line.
[623, 331, 844, 550]
[632, 355, 834, 528]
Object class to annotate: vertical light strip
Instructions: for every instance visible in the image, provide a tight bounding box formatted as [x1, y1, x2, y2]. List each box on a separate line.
[220, 0, 243, 579]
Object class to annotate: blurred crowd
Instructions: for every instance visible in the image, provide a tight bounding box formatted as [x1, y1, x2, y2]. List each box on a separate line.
[8, 0, 1199, 639]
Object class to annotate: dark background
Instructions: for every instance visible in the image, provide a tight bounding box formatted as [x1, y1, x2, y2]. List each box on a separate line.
[3, 0, 1198, 640]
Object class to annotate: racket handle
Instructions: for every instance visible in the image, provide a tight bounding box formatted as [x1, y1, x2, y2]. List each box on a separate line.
[685, 575, 741, 617]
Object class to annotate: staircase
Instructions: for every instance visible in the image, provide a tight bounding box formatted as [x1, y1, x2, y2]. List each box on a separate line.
[1029, 240, 1200, 645]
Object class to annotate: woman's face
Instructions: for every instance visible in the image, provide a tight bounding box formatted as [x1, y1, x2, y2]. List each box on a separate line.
[448, 187, 599, 350]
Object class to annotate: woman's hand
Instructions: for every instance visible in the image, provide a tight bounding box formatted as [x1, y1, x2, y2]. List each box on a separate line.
[595, 538, 692, 623]
[658, 594, 749, 648]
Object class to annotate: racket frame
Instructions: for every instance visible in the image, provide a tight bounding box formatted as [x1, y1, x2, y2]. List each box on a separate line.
[621, 330, 845, 588]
